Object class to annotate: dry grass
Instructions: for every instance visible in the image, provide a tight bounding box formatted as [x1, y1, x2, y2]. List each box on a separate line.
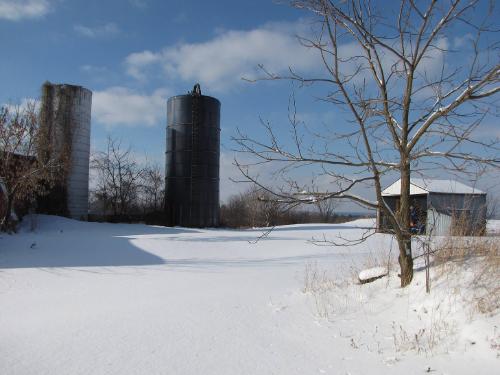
[302, 262, 375, 319]
[301, 228, 499, 357]
[348, 250, 396, 284]
[433, 234, 500, 316]
[391, 315, 455, 355]
[302, 260, 456, 355]
[302, 261, 339, 294]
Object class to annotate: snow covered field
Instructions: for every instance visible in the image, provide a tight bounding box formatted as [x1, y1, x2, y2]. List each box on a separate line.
[0, 216, 498, 374]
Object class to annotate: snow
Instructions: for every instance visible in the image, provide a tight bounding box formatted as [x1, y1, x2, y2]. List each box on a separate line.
[487, 219, 500, 234]
[358, 266, 387, 282]
[0, 215, 498, 374]
[382, 178, 485, 196]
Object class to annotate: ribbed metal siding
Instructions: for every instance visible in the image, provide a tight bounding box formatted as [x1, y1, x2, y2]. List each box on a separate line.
[40, 83, 92, 220]
[67, 87, 91, 220]
[426, 208, 452, 236]
[165, 92, 220, 227]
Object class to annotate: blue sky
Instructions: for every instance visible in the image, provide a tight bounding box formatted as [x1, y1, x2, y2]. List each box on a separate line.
[1, 0, 498, 208]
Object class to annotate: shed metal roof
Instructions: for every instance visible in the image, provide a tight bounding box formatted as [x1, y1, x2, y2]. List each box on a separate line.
[382, 178, 485, 196]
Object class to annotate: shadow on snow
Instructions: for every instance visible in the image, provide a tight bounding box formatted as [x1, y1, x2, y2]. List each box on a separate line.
[0, 220, 198, 269]
[0, 216, 372, 270]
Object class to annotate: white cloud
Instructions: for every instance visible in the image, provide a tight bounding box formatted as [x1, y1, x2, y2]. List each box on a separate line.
[410, 37, 450, 101]
[3, 97, 39, 114]
[124, 51, 162, 81]
[124, 21, 320, 91]
[129, 0, 148, 8]
[81, 65, 108, 74]
[92, 87, 169, 128]
[0, 0, 50, 21]
[453, 34, 473, 49]
[122, 19, 452, 102]
[124, 19, 447, 93]
[417, 37, 449, 78]
[74, 23, 120, 38]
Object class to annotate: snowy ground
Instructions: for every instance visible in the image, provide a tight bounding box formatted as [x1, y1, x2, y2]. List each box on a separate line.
[487, 219, 500, 235]
[0, 216, 498, 374]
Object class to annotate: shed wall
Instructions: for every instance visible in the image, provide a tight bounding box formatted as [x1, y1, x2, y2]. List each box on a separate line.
[427, 193, 486, 235]
[426, 208, 452, 236]
[378, 192, 486, 236]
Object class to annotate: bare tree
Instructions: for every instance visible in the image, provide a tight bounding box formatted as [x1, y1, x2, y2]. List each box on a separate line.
[314, 197, 336, 222]
[307, 183, 338, 221]
[0, 103, 61, 231]
[91, 137, 144, 217]
[234, 0, 499, 286]
[140, 161, 164, 212]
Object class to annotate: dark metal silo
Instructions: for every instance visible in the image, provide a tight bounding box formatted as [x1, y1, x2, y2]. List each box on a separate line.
[165, 84, 220, 227]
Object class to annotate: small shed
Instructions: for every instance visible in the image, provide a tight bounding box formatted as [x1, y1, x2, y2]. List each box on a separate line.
[377, 178, 487, 236]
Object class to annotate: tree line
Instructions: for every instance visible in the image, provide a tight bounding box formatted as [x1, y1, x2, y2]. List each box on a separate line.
[220, 185, 363, 228]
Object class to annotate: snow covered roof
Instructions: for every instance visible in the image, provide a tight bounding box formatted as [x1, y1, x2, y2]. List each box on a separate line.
[382, 178, 485, 196]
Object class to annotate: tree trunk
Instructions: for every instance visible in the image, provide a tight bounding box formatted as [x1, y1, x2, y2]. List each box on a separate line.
[398, 234, 413, 287]
[398, 160, 413, 287]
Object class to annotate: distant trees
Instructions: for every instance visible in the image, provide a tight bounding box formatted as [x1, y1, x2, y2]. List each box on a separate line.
[90, 136, 164, 219]
[220, 186, 286, 227]
[310, 185, 336, 222]
[0, 103, 62, 232]
[220, 185, 355, 228]
[140, 162, 164, 212]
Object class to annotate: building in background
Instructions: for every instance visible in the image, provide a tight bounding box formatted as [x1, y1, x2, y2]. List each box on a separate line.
[377, 178, 487, 236]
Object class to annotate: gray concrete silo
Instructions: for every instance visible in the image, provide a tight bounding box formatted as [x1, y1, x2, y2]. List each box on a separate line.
[39, 82, 92, 220]
[165, 84, 220, 227]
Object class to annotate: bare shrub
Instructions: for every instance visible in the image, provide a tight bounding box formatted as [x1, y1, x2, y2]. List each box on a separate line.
[220, 186, 289, 228]
[0, 103, 62, 232]
[303, 257, 458, 355]
[303, 261, 338, 294]
[91, 136, 144, 217]
[468, 239, 499, 315]
[433, 234, 499, 316]
[139, 162, 164, 213]
[391, 315, 455, 355]
[302, 262, 378, 319]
